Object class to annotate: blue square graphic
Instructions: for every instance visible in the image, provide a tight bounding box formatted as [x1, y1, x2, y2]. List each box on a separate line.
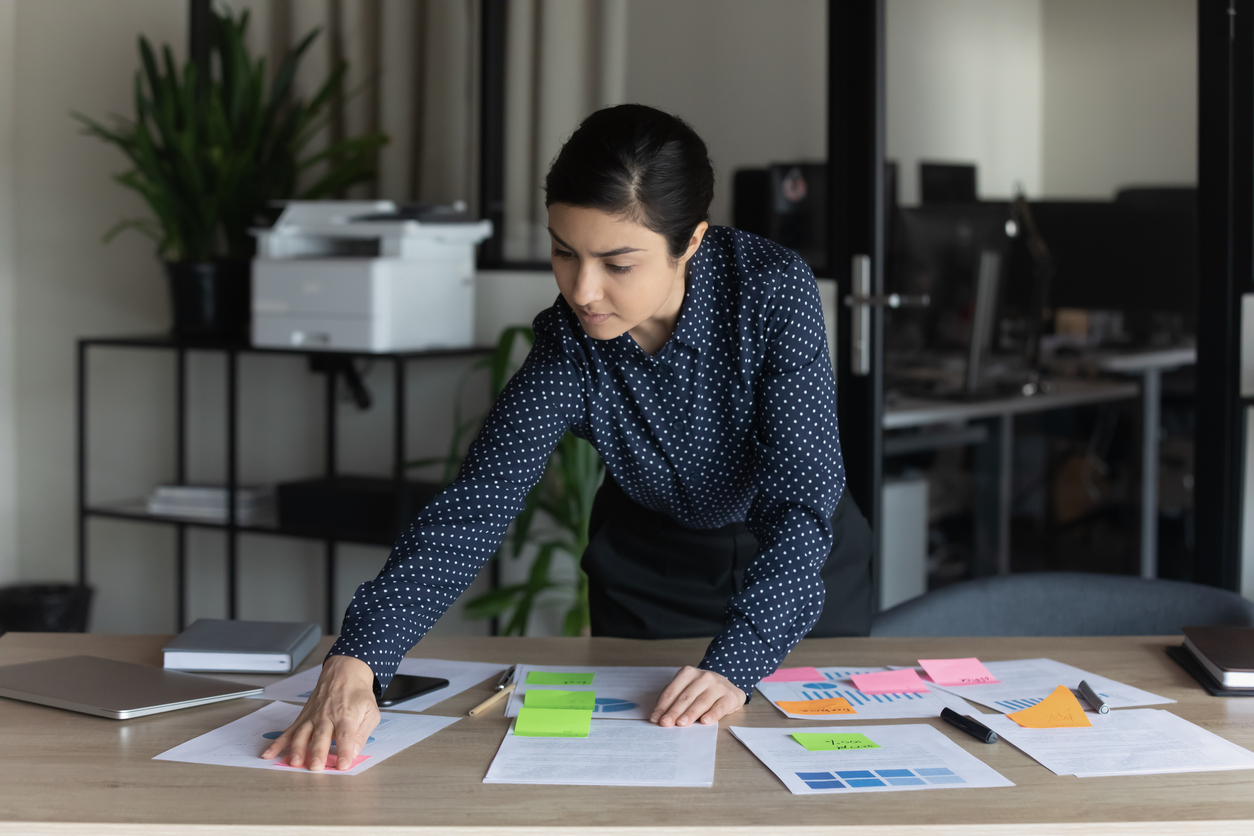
[804, 780, 847, 790]
[875, 769, 915, 778]
[836, 770, 876, 779]
[924, 775, 967, 784]
[886, 777, 927, 786]
[915, 767, 955, 777]
[796, 772, 835, 781]
[846, 778, 886, 788]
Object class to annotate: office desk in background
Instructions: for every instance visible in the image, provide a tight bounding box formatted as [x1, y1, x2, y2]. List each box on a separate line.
[2, 632, 1253, 835]
[884, 378, 1140, 577]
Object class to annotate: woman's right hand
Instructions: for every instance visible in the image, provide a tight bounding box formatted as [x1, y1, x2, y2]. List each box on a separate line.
[260, 653, 380, 771]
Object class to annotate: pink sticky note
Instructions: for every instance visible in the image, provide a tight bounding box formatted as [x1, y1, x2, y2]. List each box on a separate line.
[850, 668, 930, 695]
[276, 754, 370, 771]
[918, 658, 1000, 686]
[762, 666, 824, 683]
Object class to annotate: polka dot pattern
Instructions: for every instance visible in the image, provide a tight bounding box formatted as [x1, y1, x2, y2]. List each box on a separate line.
[329, 227, 846, 694]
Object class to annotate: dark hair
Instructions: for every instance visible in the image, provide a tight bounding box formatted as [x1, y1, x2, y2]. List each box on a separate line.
[545, 104, 715, 260]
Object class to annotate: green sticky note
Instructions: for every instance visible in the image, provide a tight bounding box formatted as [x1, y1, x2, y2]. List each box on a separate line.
[791, 732, 881, 751]
[525, 671, 595, 686]
[524, 689, 596, 710]
[514, 706, 593, 738]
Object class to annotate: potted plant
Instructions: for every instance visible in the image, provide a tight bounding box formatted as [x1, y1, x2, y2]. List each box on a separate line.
[75, 9, 387, 339]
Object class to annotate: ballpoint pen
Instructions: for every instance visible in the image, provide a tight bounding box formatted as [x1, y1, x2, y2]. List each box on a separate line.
[496, 665, 517, 691]
[940, 707, 999, 743]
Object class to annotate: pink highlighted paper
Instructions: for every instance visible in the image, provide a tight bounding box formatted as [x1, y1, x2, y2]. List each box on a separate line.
[762, 666, 824, 683]
[918, 658, 1000, 686]
[850, 668, 930, 695]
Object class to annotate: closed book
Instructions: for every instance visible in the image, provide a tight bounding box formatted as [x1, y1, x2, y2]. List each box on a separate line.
[163, 619, 320, 673]
[1182, 626, 1254, 688]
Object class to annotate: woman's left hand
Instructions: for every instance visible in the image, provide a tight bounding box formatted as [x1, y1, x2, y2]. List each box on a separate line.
[650, 665, 746, 727]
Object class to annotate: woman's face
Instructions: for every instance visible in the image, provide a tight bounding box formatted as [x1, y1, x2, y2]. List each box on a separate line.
[547, 203, 705, 348]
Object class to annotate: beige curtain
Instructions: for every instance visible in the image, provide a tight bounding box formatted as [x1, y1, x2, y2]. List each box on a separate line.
[502, 0, 628, 261]
[239, 0, 481, 210]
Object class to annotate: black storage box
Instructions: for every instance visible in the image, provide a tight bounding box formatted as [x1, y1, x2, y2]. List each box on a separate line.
[276, 476, 441, 545]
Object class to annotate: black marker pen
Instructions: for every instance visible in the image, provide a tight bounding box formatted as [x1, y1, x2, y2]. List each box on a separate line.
[940, 707, 999, 744]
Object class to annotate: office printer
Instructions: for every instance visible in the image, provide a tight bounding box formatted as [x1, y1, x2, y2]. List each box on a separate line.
[251, 201, 492, 352]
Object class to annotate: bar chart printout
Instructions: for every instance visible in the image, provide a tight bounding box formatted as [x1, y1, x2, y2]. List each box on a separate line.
[730, 724, 1015, 795]
[915, 659, 1175, 714]
[756, 667, 977, 720]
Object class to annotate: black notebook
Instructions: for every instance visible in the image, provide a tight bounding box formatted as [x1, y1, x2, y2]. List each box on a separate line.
[163, 619, 320, 673]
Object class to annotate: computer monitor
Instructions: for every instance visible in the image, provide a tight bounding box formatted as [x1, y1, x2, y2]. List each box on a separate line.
[887, 203, 1016, 354]
[920, 162, 978, 205]
[1003, 196, 1197, 323]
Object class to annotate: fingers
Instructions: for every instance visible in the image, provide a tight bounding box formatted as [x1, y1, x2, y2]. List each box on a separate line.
[283, 717, 315, 768]
[304, 722, 336, 772]
[698, 690, 746, 725]
[261, 724, 294, 760]
[651, 666, 700, 724]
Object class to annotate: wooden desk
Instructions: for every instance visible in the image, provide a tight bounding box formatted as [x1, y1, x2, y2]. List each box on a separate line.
[3, 633, 1253, 835]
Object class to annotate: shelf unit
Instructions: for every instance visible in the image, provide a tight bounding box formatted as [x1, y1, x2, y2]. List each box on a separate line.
[76, 334, 492, 633]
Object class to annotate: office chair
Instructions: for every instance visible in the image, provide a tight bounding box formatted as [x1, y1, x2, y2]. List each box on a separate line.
[870, 572, 1254, 636]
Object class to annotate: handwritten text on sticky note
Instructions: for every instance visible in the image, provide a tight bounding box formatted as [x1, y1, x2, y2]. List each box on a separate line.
[791, 732, 880, 751]
[776, 697, 857, 716]
[850, 668, 930, 695]
[762, 667, 824, 683]
[1007, 685, 1093, 729]
[525, 671, 595, 686]
[524, 689, 596, 710]
[918, 658, 1000, 686]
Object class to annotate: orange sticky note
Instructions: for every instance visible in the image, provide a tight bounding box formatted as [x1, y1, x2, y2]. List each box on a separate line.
[776, 696, 857, 716]
[1007, 685, 1092, 728]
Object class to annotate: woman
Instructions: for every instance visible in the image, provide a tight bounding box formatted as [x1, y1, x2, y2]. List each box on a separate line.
[265, 104, 873, 771]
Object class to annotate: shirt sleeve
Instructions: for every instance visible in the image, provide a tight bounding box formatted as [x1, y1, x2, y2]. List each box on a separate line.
[698, 258, 845, 693]
[327, 310, 584, 692]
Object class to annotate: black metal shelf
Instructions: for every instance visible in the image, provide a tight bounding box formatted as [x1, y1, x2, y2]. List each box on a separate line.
[76, 334, 492, 633]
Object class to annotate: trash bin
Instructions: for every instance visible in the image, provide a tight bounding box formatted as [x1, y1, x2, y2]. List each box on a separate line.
[0, 584, 93, 633]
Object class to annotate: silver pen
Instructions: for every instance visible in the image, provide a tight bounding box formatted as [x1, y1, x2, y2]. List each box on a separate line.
[1077, 680, 1110, 714]
[496, 665, 516, 691]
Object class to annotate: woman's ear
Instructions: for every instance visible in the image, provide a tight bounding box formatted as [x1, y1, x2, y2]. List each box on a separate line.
[682, 221, 710, 263]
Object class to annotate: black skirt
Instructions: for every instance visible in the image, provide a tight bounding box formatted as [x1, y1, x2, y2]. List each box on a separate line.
[581, 475, 874, 640]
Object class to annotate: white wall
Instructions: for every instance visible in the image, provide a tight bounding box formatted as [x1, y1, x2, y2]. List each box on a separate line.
[0, 0, 18, 584]
[1041, 0, 1196, 197]
[623, 0, 828, 228]
[1, 0, 553, 636]
[886, 0, 1043, 206]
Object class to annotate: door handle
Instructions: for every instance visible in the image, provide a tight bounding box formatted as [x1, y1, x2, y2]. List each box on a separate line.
[843, 293, 932, 309]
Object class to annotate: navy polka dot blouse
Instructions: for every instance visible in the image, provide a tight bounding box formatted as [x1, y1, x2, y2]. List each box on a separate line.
[329, 227, 847, 694]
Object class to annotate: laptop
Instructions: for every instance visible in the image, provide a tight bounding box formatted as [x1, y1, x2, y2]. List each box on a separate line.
[0, 655, 263, 719]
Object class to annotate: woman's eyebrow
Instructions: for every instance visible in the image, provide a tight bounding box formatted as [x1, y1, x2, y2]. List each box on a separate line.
[547, 228, 644, 258]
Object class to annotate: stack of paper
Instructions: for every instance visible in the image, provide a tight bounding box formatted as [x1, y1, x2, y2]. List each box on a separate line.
[911, 658, 1174, 713]
[154, 701, 458, 775]
[253, 657, 509, 712]
[730, 723, 1014, 794]
[756, 665, 982, 720]
[982, 709, 1254, 777]
[484, 718, 718, 787]
[504, 665, 678, 721]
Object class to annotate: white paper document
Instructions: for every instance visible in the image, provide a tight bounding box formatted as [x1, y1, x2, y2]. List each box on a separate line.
[982, 709, 1254, 777]
[483, 717, 718, 787]
[756, 666, 983, 720]
[504, 664, 679, 721]
[153, 700, 459, 775]
[254, 657, 508, 712]
[731, 723, 1014, 795]
[914, 658, 1174, 713]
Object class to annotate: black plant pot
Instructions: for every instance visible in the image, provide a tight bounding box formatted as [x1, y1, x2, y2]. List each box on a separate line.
[165, 259, 251, 340]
